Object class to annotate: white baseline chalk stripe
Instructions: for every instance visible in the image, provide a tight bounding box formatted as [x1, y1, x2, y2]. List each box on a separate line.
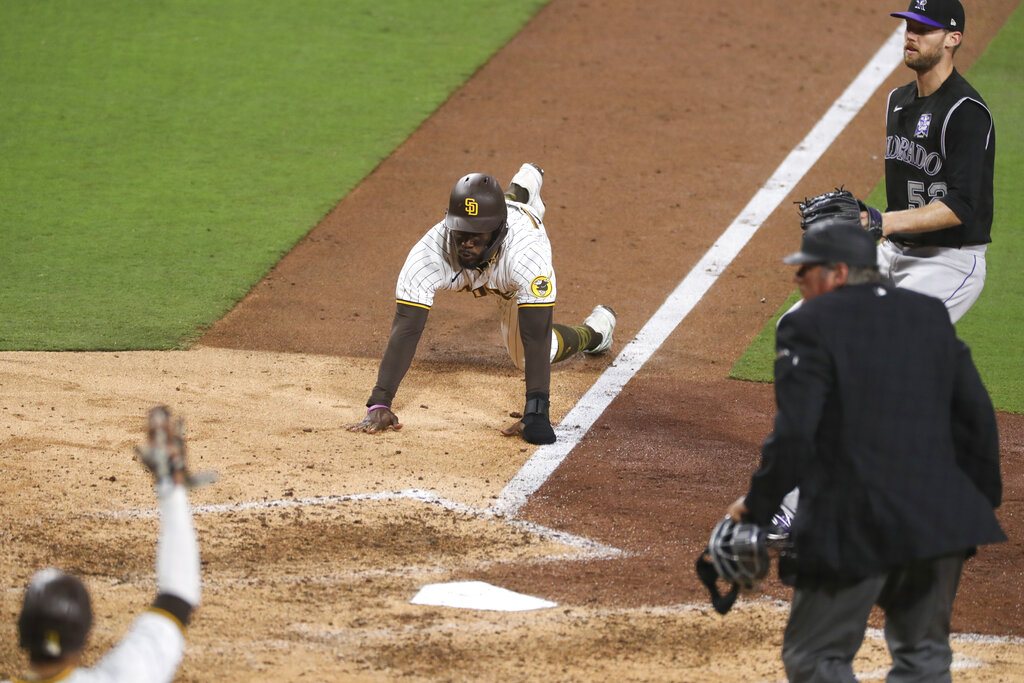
[867, 626, 1023, 647]
[100, 488, 624, 558]
[492, 27, 905, 518]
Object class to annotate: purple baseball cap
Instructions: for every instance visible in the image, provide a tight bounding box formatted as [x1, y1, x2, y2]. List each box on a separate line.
[892, 0, 965, 33]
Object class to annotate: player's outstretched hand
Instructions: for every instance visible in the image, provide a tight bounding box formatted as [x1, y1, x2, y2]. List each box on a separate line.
[500, 419, 525, 438]
[135, 405, 217, 488]
[346, 406, 403, 434]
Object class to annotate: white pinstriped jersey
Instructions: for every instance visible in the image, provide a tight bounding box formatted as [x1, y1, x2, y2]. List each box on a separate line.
[395, 202, 556, 309]
[4, 611, 184, 683]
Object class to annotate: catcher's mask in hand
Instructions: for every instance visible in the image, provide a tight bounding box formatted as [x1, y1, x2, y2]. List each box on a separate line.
[695, 517, 770, 615]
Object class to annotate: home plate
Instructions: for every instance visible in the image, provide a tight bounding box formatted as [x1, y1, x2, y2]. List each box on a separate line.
[410, 581, 557, 612]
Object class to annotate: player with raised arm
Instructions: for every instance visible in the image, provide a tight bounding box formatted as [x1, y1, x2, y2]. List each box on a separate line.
[6, 406, 213, 683]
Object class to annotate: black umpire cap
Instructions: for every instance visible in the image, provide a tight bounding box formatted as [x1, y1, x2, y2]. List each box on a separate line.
[783, 221, 878, 268]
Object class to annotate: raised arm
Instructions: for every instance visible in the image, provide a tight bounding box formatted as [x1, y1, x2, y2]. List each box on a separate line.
[92, 406, 213, 682]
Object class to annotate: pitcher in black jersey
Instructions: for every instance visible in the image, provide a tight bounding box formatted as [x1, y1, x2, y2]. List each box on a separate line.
[868, 0, 994, 323]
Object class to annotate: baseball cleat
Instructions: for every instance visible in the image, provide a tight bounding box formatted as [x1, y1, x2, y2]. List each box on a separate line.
[506, 162, 545, 219]
[582, 305, 616, 355]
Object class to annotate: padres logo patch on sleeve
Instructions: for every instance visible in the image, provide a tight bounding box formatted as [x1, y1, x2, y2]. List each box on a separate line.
[530, 275, 552, 298]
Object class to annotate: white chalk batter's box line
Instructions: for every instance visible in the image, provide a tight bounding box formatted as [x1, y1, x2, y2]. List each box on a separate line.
[58, 550, 603, 597]
[98, 488, 625, 560]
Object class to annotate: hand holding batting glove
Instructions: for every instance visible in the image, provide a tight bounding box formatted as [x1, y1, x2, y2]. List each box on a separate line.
[346, 405, 403, 434]
[798, 187, 883, 240]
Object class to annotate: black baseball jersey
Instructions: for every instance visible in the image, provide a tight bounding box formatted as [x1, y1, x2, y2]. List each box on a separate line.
[884, 69, 994, 248]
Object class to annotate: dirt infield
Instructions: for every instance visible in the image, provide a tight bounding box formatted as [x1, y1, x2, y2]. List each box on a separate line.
[3, 0, 1023, 681]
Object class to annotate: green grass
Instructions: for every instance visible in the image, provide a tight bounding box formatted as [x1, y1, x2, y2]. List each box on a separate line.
[951, 8, 1024, 412]
[729, 4, 1024, 413]
[727, 291, 800, 384]
[0, 0, 547, 350]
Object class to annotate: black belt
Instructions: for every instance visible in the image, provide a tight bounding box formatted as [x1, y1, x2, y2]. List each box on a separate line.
[890, 237, 987, 249]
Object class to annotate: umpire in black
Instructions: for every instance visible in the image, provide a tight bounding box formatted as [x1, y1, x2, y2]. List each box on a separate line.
[727, 214, 1004, 682]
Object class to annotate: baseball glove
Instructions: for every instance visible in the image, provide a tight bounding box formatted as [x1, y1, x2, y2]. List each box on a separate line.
[135, 405, 218, 488]
[798, 187, 883, 240]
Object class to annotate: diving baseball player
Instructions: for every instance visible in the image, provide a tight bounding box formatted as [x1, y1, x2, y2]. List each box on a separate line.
[7, 406, 209, 683]
[346, 163, 616, 445]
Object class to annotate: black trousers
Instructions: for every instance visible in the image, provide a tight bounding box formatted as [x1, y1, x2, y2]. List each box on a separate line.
[782, 552, 967, 683]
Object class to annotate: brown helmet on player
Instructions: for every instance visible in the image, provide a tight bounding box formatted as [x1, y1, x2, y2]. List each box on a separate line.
[444, 173, 508, 269]
[18, 568, 94, 663]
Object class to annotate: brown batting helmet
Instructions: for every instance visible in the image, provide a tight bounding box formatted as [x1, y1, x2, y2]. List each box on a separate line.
[444, 173, 508, 234]
[444, 172, 509, 269]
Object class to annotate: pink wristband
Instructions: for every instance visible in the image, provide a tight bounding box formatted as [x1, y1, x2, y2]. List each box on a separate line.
[367, 404, 390, 414]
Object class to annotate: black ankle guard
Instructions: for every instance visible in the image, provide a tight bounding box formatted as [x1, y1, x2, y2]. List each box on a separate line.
[524, 391, 550, 417]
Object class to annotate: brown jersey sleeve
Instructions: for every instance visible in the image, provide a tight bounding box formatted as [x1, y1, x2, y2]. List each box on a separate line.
[518, 305, 553, 396]
[367, 303, 429, 407]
